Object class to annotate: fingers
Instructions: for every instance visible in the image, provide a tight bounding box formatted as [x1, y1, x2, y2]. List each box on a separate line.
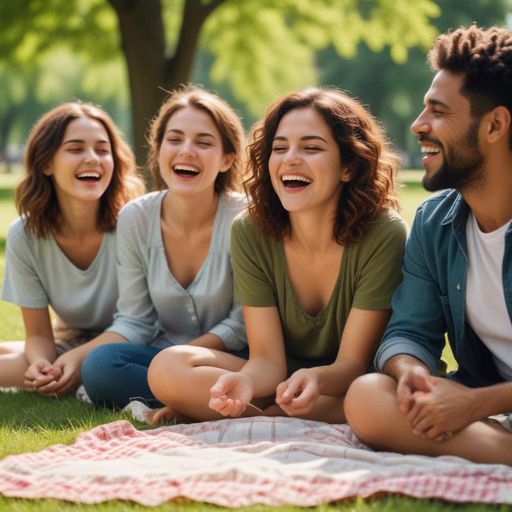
[209, 395, 246, 417]
[396, 380, 414, 415]
[276, 378, 302, 405]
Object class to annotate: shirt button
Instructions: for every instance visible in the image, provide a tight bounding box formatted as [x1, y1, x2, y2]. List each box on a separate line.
[456, 283, 461, 291]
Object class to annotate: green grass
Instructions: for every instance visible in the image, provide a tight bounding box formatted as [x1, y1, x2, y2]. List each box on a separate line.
[0, 171, 501, 511]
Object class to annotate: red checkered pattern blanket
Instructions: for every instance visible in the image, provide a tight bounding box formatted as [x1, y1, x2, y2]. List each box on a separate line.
[1, 417, 511, 506]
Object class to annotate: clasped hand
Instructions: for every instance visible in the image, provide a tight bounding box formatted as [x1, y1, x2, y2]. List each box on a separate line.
[24, 351, 82, 397]
[397, 367, 477, 442]
[275, 368, 319, 416]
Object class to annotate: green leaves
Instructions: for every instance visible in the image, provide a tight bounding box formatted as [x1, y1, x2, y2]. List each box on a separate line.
[202, 0, 440, 112]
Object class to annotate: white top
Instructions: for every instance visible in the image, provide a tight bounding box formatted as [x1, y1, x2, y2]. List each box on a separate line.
[106, 191, 248, 351]
[465, 212, 512, 379]
[1, 217, 118, 333]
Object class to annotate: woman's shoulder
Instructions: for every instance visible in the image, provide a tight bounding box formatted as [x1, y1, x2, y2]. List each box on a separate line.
[6, 216, 36, 248]
[220, 192, 248, 219]
[350, 209, 408, 259]
[232, 210, 259, 238]
[118, 191, 164, 225]
[231, 210, 278, 255]
[367, 209, 409, 241]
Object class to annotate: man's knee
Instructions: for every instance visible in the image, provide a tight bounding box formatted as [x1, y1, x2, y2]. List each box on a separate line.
[345, 373, 398, 447]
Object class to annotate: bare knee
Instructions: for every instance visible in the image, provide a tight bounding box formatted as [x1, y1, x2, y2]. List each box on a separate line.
[147, 346, 197, 403]
[345, 373, 398, 448]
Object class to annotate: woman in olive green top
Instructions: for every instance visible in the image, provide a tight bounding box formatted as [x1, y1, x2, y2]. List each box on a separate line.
[148, 87, 407, 424]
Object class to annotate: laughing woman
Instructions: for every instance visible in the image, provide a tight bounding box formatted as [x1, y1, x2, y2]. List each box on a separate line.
[81, 87, 248, 408]
[0, 102, 144, 395]
[147, 87, 408, 424]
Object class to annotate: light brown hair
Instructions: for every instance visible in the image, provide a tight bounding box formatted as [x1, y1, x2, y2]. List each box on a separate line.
[246, 87, 400, 245]
[15, 102, 145, 237]
[147, 85, 245, 192]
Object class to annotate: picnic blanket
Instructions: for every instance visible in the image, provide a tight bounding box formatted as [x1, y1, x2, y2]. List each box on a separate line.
[1, 416, 511, 507]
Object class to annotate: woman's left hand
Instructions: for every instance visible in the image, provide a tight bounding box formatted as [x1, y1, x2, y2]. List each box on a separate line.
[275, 368, 319, 417]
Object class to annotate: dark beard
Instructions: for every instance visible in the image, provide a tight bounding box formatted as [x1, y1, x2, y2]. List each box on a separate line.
[422, 120, 485, 193]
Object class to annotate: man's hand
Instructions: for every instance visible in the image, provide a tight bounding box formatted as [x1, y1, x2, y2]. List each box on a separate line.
[396, 365, 434, 415]
[209, 373, 254, 417]
[406, 377, 478, 441]
[34, 351, 83, 397]
[275, 369, 319, 417]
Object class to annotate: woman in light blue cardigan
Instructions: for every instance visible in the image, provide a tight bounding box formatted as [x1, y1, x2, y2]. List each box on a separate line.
[81, 86, 248, 408]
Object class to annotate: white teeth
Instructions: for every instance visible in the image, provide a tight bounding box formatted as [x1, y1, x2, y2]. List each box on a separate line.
[282, 175, 312, 184]
[174, 165, 199, 173]
[421, 146, 441, 154]
[77, 172, 100, 179]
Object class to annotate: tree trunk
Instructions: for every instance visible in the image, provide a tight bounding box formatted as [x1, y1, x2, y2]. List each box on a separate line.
[108, 0, 225, 186]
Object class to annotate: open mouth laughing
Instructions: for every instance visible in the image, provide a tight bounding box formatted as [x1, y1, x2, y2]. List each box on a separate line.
[76, 171, 101, 183]
[173, 165, 200, 178]
[282, 174, 312, 190]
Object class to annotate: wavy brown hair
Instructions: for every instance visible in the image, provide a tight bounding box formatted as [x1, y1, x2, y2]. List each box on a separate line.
[246, 88, 400, 246]
[147, 85, 245, 193]
[428, 24, 512, 148]
[15, 102, 145, 238]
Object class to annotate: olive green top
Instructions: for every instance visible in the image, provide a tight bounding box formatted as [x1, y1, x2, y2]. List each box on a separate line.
[231, 210, 408, 366]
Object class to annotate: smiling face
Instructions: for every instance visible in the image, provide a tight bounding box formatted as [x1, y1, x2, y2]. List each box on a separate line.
[268, 107, 350, 214]
[158, 106, 235, 197]
[411, 70, 485, 193]
[43, 116, 114, 206]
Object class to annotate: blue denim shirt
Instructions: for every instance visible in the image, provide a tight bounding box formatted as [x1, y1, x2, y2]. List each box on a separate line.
[375, 189, 512, 387]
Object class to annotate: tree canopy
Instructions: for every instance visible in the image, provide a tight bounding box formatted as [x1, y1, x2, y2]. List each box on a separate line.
[1, 0, 441, 172]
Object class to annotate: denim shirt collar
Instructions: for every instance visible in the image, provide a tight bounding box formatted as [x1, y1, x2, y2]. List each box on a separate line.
[440, 191, 469, 227]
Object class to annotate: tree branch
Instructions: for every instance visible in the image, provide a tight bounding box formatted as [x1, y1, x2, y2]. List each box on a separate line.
[165, 0, 226, 84]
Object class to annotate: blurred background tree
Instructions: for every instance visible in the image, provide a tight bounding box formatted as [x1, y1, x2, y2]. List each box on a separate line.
[0, 0, 510, 177]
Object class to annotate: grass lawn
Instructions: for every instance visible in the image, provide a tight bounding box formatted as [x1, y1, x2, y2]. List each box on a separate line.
[0, 171, 506, 512]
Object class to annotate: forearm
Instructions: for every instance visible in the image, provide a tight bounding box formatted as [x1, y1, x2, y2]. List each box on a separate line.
[241, 356, 286, 397]
[313, 358, 366, 397]
[187, 333, 226, 351]
[471, 382, 512, 419]
[25, 336, 58, 365]
[383, 354, 431, 381]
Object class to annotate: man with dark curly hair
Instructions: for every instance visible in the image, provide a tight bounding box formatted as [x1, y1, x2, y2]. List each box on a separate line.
[344, 25, 512, 464]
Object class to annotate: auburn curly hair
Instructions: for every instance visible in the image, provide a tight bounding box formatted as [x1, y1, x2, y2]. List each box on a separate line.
[245, 87, 400, 246]
[428, 24, 512, 148]
[147, 85, 245, 193]
[16, 102, 145, 238]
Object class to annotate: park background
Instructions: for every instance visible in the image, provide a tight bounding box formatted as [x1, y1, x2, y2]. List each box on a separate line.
[1, 1, 512, 511]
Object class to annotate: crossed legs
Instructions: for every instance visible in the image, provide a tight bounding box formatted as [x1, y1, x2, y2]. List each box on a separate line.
[344, 373, 512, 465]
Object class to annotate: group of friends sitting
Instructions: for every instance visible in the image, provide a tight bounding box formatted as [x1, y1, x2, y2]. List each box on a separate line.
[0, 25, 511, 466]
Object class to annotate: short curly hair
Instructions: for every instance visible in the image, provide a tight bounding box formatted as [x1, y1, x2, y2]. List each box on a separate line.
[246, 87, 400, 246]
[147, 85, 245, 193]
[428, 25, 512, 147]
[16, 102, 145, 238]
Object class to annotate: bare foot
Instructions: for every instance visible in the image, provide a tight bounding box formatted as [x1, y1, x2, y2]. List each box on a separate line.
[146, 406, 188, 425]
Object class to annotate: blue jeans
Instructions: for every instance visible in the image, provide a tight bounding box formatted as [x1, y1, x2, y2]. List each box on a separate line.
[82, 344, 164, 408]
[82, 343, 250, 409]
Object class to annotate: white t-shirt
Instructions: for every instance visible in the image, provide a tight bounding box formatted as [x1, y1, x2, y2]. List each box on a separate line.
[1, 217, 118, 333]
[465, 212, 512, 380]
